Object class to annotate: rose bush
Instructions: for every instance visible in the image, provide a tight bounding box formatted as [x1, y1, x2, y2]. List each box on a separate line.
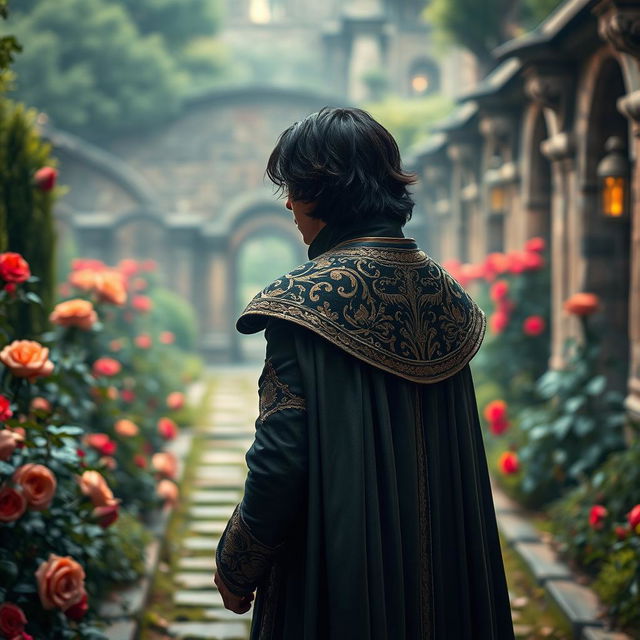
[0, 252, 195, 637]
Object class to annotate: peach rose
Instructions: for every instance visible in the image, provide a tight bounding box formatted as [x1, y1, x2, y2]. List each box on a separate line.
[95, 270, 127, 306]
[49, 299, 98, 330]
[152, 452, 178, 479]
[0, 429, 24, 461]
[0, 486, 27, 522]
[30, 396, 52, 414]
[114, 419, 139, 437]
[156, 479, 179, 506]
[0, 340, 54, 382]
[35, 554, 86, 611]
[563, 292, 600, 316]
[13, 464, 57, 510]
[77, 470, 118, 508]
[134, 333, 152, 349]
[68, 268, 98, 291]
[166, 392, 185, 411]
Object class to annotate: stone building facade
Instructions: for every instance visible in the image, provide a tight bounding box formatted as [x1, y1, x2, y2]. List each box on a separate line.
[410, 0, 639, 422]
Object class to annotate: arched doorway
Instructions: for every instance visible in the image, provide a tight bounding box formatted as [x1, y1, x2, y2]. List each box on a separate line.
[228, 209, 306, 361]
[578, 53, 632, 393]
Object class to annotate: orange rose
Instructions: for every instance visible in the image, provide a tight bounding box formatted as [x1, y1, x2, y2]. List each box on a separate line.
[49, 299, 98, 330]
[13, 464, 57, 510]
[563, 292, 600, 316]
[95, 270, 127, 306]
[152, 452, 178, 479]
[35, 554, 85, 611]
[114, 419, 139, 437]
[0, 429, 24, 461]
[0, 486, 27, 522]
[77, 470, 118, 508]
[68, 269, 98, 291]
[156, 479, 179, 506]
[0, 340, 54, 382]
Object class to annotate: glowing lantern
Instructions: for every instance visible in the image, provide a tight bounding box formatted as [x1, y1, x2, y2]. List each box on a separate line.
[597, 136, 629, 219]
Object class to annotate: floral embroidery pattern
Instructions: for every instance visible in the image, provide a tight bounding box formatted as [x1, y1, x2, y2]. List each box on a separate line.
[215, 504, 283, 597]
[238, 240, 486, 384]
[258, 359, 306, 423]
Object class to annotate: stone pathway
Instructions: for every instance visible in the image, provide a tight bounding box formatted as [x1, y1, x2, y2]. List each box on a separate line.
[166, 368, 259, 640]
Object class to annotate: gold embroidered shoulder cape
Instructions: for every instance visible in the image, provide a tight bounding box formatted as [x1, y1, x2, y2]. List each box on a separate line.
[236, 236, 486, 384]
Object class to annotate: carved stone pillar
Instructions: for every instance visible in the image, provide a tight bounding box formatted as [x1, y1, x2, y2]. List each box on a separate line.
[596, 0, 640, 429]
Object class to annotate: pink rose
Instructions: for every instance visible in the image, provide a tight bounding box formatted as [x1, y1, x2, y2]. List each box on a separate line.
[85, 433, 117, 456]
[134, 333, 152, 349]
[627, 504, 640, 531]
[152, 452, 178, 479]
[159, 331, 175, 345]
[33, 166, 57, 191]
[35, 554, 85, 611]
[0, 486, 27, 522]
[92, 357, 121, 377]
[158, 417, 178, 440]
[13, 464, 57, 510]
[166, 392, 185, 411]
[132, 295, 152, 313]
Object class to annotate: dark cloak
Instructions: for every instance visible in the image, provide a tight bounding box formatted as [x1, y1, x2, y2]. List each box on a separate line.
[216, 218, 515, 639]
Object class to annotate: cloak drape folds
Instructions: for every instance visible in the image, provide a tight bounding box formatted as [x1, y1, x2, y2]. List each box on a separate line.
[216, 233, 515, 640]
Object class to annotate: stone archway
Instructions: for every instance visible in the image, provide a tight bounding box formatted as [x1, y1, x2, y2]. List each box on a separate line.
[575, 49, 632, 393]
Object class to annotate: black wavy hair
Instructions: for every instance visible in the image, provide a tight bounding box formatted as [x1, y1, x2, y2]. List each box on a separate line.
[265, 106, 417, 225]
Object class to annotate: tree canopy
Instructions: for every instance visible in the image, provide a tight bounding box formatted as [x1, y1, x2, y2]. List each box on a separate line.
[425, 0, 564, 73]
[4, 0, 228, 141]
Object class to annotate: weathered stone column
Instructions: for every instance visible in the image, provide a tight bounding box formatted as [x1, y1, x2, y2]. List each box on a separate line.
[595, 0, 640, 428]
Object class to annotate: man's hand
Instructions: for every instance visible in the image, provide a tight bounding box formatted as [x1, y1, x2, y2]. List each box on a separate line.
[214, 570, 254, 614]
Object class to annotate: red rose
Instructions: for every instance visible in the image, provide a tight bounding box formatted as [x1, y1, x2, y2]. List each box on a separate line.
[0, 602, 27, 637]
[0, 486, 27, 522]
[92, 357, 122, 377]
[85, 433, 117, 456]
[0, 253, 31, 284]
[158, 417, 178, 440]
[121, 389, 136, 403]
[93, 503, 119, 528]
[64, 592, 88, 621]
[523, 315, 546, 336]
[489, 311, 509, 334]
[589, 505, 608, 530]
[484, 400, 507, 423]
[132, 295, 152, 313]
[0, 395, 13, 421]
[488, 419, 510, 436]
[134, 454, 147, 469]
[134, 333, 152, 349]
[33, 166, 58, 191]
[498, 451, 519, 474]
[627, 504, 640, 531]
[522, 251, 544, 271]
[489, 280, 509, 302]
[159, 331, 175, 345]
[506, 251, 526, 274]
[524, 237, 545, 253]
[614, 525, 630, 540]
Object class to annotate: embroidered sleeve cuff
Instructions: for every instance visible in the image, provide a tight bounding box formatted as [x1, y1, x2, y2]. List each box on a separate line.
[215, 503, 284, 597]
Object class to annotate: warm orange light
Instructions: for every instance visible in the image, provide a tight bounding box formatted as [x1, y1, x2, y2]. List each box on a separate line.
[602, 176, 626, 218]
[490, 185, 506, 213]
[412, 74, 429, 94]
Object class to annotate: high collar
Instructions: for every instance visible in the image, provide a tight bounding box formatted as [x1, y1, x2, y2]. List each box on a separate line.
[307, 216, 405, 260]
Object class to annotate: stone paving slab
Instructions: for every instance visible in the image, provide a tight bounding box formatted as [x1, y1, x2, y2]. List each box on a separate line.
[545, 579, 605, 635]
[168, 621, 247, 639]
[191, 490, 242, 505]
[582, 628, 634, 640]
[201, 452, 247, 465]
[496, 512, 541, 544]
[183, 536, 220, 552]
[178, 556, 216, 572]
[175, 589, 224, 608]
[513, 541, 573, 584]
[175, 572, 218, 589]
[103, 619, 137, 640]
[203, 607, 253, 622]
[189, 505, 236, 520]
[191, 520, 228, 535]
[195, 467, 247, 482]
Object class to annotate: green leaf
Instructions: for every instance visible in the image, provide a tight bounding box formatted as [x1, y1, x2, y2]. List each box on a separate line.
[25, 292, 42, 304]
[552, 415, 573, 439]
[586, 375, 607, 396]
[565, 396, 586, 413]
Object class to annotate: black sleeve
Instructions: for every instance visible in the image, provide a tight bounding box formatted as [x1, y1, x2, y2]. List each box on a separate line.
[215, 319, 308, 596]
